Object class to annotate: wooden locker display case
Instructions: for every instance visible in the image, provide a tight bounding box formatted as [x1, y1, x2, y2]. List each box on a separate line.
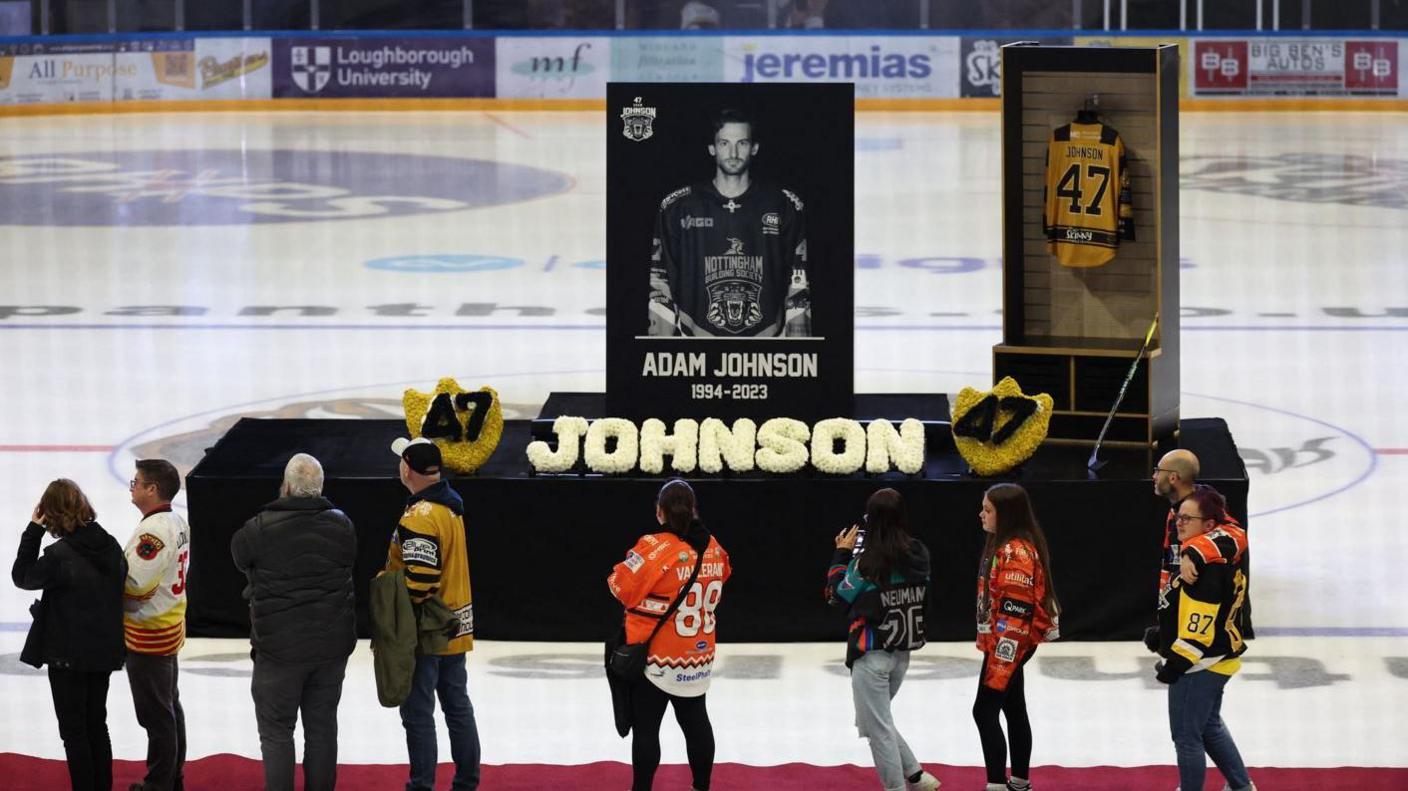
[995, 44, 1179, 447]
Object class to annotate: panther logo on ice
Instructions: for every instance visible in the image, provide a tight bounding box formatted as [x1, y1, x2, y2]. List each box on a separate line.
[706, 281, 763, 332]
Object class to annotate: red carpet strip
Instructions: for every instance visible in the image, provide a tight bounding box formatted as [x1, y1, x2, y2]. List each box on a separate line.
[0, 754, 1399, 789]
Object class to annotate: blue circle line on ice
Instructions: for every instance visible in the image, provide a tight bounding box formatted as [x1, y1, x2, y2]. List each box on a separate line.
[0, 149, 573, 226]
[1188, 391, 1377, 520]
[366, 255, 525, 273]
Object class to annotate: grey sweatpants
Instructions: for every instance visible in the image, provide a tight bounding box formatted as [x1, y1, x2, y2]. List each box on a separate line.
[851, 649, 923, 791]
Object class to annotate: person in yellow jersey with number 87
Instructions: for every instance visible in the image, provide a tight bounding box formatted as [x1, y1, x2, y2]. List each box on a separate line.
[1155, 486, 1257, 791]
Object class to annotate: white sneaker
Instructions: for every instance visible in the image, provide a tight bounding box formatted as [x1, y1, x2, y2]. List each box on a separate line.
[985, 784, 1007, 791]
[906, 771, 940, 790]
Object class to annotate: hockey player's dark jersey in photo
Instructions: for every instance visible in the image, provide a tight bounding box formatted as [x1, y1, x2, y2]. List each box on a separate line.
[1043, 121, 1135, 268]
[648, 180, 811, 337]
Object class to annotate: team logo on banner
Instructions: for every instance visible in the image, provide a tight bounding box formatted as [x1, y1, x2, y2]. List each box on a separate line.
[620, 96, 656, 142]
[291, 46, 331, 94]
[706, 281, 763, 331]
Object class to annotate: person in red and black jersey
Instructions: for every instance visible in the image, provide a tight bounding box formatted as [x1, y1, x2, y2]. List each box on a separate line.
[647, 108, 811, 338]
[1155, 487, 1256, 791]
[973, 484, 1060, 791]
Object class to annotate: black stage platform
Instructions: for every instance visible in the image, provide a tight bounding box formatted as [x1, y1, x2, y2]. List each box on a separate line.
[185, 401, 1248, 644]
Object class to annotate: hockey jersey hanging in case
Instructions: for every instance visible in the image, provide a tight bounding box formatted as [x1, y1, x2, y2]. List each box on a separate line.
[1043, 121, 1135, 268]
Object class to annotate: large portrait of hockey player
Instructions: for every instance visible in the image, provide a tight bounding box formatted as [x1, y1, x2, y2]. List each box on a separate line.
[646, 107, 811, 339]
[606, 82, 854, 421]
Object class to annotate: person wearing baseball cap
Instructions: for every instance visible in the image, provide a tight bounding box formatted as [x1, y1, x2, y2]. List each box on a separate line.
[385, 436, 479, 790]
[392, 437, 443, 477]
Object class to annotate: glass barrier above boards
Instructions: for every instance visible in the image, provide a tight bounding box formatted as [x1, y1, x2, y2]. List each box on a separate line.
[6, 0, 1401, 36]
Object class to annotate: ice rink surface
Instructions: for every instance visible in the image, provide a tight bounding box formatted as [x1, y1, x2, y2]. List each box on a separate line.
[1, 109, 1405, 776]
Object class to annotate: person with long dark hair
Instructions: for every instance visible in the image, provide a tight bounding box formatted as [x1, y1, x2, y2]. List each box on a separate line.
[826, 488, 941, 791]
[12, 479, 127, 791]
[973, 483, 1060, 791]
[607, 479, 732, 791]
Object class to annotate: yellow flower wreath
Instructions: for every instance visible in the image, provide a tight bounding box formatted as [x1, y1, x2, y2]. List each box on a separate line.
[951, 376, 1052, 476]
[402, 378, 504, 474]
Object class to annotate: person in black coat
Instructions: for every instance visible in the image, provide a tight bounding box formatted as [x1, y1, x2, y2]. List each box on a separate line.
[231, 453, 357, 791]
[12, 478, 127, 791]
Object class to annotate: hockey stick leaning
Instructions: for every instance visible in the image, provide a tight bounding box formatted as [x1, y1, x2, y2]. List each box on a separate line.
[1087, 313, 1160, 471]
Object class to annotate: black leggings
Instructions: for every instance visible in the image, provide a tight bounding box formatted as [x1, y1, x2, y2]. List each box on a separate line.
[972, 649, 1036, 785]
[631, 680, 714, 791]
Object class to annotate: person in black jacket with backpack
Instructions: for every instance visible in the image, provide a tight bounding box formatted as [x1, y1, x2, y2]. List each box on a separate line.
[13, 478, 127, 791]
[231, 453, 357, 791]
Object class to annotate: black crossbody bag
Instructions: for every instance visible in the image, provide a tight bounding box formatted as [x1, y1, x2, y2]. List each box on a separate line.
[606, 549, 704, 679]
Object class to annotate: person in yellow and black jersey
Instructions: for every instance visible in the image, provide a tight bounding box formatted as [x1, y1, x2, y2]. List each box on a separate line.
[1155, 487, 1257, 791]
[385, 437, 479, 791]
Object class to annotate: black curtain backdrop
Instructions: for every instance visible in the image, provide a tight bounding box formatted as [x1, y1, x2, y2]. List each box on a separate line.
[186, 417, 1248, 643]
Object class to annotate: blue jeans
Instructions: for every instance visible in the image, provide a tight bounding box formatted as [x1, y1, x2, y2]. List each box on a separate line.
[1168, 670, 1251, 791]
[851, 650, 923, 791]
[400, 653, 480, 791]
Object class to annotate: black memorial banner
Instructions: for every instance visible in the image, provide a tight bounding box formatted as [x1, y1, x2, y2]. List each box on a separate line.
[606, 82, 855, 421]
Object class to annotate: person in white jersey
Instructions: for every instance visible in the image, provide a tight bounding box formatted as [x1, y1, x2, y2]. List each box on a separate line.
[123, 459, 190, 791]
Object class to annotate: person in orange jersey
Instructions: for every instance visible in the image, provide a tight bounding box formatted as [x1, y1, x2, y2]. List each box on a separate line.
[123, 459, 190, 791]
[608, 479, 731, 791]
[973, 484, 1060, 791]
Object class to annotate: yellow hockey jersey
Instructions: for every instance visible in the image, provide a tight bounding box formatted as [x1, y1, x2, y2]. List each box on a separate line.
[383, 480, 474, 655]
[1043, 121, 1135, 268]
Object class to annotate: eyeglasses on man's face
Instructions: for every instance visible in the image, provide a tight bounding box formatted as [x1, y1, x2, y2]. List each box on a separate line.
[1174, 513, 1211, 524]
